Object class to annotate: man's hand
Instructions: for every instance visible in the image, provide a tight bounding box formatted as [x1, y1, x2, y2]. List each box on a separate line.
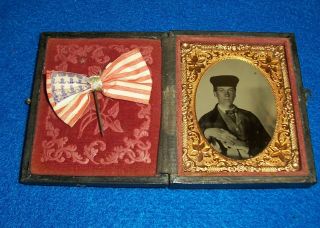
[204, 128, 250, 158]
[204, 128, 237, 142]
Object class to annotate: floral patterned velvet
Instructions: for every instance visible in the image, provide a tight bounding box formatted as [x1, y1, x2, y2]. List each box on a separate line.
[30, 38, 162, 176]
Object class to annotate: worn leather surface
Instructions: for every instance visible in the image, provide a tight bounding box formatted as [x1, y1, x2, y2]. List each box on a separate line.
[1, 0, 319, 227]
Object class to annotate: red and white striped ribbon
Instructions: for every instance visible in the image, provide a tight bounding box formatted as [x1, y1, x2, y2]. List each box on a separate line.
[46, 49, 152, 127]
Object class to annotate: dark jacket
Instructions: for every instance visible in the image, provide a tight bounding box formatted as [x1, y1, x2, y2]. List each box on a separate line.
[199, 105, 271, 157]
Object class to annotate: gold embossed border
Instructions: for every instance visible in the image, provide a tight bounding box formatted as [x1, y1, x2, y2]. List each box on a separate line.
[180, 42, 300, 173]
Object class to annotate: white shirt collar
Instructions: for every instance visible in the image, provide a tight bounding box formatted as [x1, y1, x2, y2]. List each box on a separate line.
[217, 104, 235, 113]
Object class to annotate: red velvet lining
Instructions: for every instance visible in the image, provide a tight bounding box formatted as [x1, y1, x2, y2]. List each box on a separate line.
[30, 38, 162, 177]
[176, 35, 309, 177]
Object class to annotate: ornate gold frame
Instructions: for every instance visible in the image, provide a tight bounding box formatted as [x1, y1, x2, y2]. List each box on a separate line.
[180, 43, 300, 173]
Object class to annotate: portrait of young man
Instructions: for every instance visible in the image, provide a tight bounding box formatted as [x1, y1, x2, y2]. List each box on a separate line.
[198, 75, 271, 160]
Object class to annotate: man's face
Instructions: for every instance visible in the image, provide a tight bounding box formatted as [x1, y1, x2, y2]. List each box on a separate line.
[214, 86, 236, 107]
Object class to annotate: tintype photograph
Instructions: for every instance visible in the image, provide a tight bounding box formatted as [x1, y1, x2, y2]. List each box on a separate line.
[178, 36, 311, 176]
[196, 59, 276, 160]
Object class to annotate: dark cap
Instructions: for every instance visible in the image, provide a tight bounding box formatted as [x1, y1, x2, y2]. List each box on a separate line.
[210, 75, 239, 88]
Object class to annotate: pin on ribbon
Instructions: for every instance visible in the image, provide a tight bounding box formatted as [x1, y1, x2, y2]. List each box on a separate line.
[46, 49, 152, 136]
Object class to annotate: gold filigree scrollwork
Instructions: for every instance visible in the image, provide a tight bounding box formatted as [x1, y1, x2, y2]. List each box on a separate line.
[181, 43, 300, 173]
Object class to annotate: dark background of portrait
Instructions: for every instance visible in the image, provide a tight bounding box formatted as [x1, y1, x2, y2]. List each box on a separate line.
[196, 59, 276, 136]
[1, 1, 319, 227]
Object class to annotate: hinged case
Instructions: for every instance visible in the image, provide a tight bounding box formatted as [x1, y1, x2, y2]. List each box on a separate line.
[20, 31, 316, 188]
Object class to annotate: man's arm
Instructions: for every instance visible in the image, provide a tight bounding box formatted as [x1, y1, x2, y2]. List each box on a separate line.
[249, 113, 271, 156]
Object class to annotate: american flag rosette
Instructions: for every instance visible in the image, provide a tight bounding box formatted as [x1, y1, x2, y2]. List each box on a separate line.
[46, 49, 152, 132]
